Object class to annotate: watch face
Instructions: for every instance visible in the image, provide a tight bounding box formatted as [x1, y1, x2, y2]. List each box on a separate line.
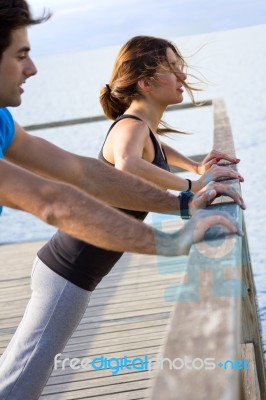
[182, 191, 194, 198]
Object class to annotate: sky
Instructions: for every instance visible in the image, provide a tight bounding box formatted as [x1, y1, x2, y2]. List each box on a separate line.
[28, 0, 266, 56]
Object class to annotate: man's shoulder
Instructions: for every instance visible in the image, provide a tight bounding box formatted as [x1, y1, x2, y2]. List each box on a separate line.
[0, 108, 14, 126]
[0, 108, 15, 156]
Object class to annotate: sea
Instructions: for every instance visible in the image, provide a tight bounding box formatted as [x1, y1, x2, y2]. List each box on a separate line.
[1, 24, 266, 347]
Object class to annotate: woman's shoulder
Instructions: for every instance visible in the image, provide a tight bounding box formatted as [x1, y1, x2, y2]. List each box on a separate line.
[111, 115, 150, 138]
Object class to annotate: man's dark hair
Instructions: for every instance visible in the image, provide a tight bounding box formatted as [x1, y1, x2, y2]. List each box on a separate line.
[0, 0, 51, 59]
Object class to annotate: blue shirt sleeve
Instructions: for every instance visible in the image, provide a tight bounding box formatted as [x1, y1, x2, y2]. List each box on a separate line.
[0, 108, 15, 215]
[0, 108, 15, 158]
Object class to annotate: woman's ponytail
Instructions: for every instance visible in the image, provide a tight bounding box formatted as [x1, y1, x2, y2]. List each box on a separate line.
[99, 84, 128, 120]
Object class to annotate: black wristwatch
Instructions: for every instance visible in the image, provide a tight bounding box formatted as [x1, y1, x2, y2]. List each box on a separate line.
[179, 191, 194, 219]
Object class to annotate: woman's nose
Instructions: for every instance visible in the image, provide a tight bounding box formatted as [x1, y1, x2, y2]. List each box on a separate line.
[177, 70, 187, 81]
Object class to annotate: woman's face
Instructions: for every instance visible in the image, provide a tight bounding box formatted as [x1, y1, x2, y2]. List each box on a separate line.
[149, 47, 187, 107]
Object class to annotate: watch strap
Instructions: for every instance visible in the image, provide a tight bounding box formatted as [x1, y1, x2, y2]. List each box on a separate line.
[180, 191, 194, 219]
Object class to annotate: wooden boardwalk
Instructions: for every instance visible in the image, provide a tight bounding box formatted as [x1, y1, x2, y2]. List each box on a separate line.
[0, 230, 186, 400]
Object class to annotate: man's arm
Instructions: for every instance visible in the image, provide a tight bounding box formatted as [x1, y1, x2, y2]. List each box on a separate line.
[0, 160, 242, 257]
[5, 123, 245, 212]
[5, 123, 182, 212]
[0, 159, 165, 254]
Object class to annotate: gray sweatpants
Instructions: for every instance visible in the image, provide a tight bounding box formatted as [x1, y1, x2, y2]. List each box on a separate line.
[0, 257, 91, 400]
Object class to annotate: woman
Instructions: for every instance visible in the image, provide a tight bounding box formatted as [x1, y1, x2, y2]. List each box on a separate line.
[0, 36, 244, 400]
[99, 35, 242, 193]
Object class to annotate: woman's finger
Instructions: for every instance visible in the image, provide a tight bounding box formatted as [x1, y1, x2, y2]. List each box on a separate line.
[207, 165, 244, 182]
[212, 151, 240, 164]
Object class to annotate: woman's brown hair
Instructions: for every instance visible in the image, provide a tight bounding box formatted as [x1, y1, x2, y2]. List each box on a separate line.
[100, 35, 201, 133]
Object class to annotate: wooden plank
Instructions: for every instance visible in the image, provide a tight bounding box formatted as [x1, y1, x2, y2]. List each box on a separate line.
[0, 323, 167, 349]
[42, 372, 154, 396]
[213, 98, 235, 155]
[40, 387, 149, 400]
[40, 379, 153, 400]
[241, 221, 266, 398]
[241, 343, 261, 400]
[46, 372, 156, 394]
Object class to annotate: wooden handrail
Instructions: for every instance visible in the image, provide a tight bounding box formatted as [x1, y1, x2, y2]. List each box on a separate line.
[149, 98, 266, 400]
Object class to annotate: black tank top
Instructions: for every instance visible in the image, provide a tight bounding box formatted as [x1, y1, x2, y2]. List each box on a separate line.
[38, 115, 170, 291]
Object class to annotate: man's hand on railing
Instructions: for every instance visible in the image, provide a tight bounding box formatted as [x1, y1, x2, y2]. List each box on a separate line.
[171, 208, 243, 256]
[192, 164, 244, 192]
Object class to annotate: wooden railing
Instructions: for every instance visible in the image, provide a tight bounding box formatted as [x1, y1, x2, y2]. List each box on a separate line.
[149, 99, 266, 400]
